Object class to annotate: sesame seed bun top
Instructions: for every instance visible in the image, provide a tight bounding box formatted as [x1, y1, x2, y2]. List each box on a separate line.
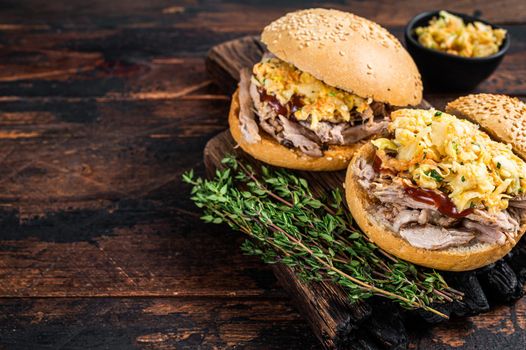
[261, 8, 423, 106]
[446, 94, 526, 161]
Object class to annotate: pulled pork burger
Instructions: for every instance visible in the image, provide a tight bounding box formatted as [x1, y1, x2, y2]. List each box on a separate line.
[229, 8, 423, 171]
[345, 94, 526, 271]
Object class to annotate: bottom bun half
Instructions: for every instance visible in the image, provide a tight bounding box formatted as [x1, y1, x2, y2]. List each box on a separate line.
[345, 143, 526, 271]
[229, 89, 362, 171]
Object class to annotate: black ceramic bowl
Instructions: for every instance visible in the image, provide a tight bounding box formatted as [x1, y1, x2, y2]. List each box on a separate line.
[405, 11, 510, 91]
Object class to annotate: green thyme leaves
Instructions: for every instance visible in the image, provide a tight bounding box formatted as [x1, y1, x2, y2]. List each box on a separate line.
[183, 155, 461, 318]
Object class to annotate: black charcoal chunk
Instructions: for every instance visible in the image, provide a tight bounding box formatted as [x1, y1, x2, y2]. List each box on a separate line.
[334, 301, 373, 347]
[334, 316, 359, 347]
[406, 302, 451, 325]
[352, 333, 383, 350]
[445, 272, 490, 317]
[477, 260, 523, 303]
[362, 299, 408, 349]
[347, 301, 373, 323]
[506, 242, 526, 284]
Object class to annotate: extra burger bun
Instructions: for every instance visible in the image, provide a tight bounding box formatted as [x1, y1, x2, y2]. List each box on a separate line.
[261, 8, 422, 106]
[229, 90, 362, 171]
[446, 94, 526, 160]
[345, 143, 526, 271]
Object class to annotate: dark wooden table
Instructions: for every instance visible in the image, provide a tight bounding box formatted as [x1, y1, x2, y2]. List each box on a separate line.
[0, 1, 524, 349]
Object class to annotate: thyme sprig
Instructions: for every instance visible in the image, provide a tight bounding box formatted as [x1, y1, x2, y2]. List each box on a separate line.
[183, 155, 462, 318]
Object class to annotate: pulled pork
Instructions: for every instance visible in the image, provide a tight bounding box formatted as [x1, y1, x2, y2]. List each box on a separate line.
[238, 69, 261, 144]
[353, 157, 522, 250]
[399, 225, 475, 250]
[237, 68, 388, 157]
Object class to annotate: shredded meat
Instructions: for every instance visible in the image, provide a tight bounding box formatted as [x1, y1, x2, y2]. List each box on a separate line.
[427, 210, 460, 227]
[392, 210, 421, 232]
[509, 206, 526, 223]
[277, 115, 323, 157]
[353, 157, 376, 189]
[368, 177, 436, 210]
[244, 71, 388, 157]
[301, 119, 388, 146]
[249, 79, 323, 156]
[510, 197, 526, 209]
[342, 120, 388, 144]
[370, 101, 388, 117]
[467, 209, 519, 241]
[353, 155, 524, 250]
[399, 225, 475, 250]
[238, 69, 261, 143]
[463, 221, 506, 245]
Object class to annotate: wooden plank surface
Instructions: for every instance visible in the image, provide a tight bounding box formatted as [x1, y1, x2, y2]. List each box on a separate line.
[0, 0, 525, 349]
[0, 298, 317, 349]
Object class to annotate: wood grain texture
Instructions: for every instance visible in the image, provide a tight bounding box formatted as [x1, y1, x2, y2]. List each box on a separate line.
[0, 0, 524, 349]
[0, 298, 317, 349]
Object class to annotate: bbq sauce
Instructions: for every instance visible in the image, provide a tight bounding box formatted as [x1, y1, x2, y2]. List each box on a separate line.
[289, 95, 303, 114]
[373, 155, 383, 173]
[372, 155, 396, 175]
[373, 151, 472, 218]
[258, 88, 303, 117]
[404, 186, 474, 218]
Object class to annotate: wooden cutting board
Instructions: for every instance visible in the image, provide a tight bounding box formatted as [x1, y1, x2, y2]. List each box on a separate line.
[204, 36, 526, 350]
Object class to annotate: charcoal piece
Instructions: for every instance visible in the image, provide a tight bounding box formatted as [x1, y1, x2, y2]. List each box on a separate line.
[405, 302, 451, 325]
[351, 333, 384, 350]
[345, 300, 373, 324]
[334, 304, 373, 349]
[444, 272, 490, 317]
[477, 260, 524, 303]
[506, 243, 526, 284]
[361, 299, 408, 349]
[334, 301, 373, 344]
[333, 325, 357, 349]
[332, 306, 371, 334]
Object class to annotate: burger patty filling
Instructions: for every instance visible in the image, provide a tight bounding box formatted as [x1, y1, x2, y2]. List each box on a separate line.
[353, 109, 526, 250]
[238, 56, 389, 157]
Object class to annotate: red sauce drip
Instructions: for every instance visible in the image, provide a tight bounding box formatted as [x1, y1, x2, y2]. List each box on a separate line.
[258, 88, 303, 117]
[289, 95, 303, 114]
[373, 155, 383, 173]
[404, 186, 474, 218]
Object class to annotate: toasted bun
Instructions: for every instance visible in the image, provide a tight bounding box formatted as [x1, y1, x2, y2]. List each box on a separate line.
[261, 8, 422, 106]
[345, 143, 526, 271]
[446, 94, 526, 160]
[229, 90, 362, 171]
